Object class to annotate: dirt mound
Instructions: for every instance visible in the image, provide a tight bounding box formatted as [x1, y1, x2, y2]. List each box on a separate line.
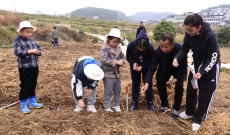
[0, 42, 230, 134]
[33, 26, 94, 43]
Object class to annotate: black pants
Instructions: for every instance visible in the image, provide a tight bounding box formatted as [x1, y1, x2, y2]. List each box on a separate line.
[53, 38, 59, 47]
[130, 68, 153, 102]
[157, 73, 184, 110]
[19, 67, 39, 100]
[185, 63, 220, 124]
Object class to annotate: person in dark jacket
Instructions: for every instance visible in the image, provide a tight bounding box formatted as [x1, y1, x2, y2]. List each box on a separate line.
[71, 56, 104, 113]
[126, 30, 154, 111]
[141, 33, 187, 118]
[136, 21, 146, 38]
[172, 14, 221, 131]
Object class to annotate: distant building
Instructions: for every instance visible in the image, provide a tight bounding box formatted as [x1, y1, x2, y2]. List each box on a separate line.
[164, 12, 196, 25]
[162, 9, 230, 26]
[154, 8, 230, 26]
[210, 8, 225, 16]
[89, 16, 99, 20]
[204, 8, 230, 21]
[182, 12, 194, 17]
[59, 13, 71, 18]
[202, 12, 208, 17]
[203, 17, 222, 25]
[165, 14, 187, 25]
[146, 19, 161, 24]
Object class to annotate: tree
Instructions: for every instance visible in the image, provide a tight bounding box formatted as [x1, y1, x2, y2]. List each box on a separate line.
[153, 21, 176, 41]
[217, 27, 230, 46]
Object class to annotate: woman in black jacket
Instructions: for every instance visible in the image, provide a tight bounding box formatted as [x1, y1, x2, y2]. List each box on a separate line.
[126, 30, 154, 111]
[173, 14, 220, 132]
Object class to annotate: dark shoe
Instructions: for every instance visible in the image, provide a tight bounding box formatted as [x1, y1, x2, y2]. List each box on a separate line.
[158, 106, 171, 113]
[130, 101, 137, 111]
[171, 109, 180, 118]
[147, 102, 155, 111]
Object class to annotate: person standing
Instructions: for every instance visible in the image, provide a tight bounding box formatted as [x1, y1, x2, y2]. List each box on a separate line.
[52, 26, 59, 47]
[126, 30, 154, 111]
[136, 21, 146, 38]
[141, 33, 187, 118]
[100, 28, 125, 112]
[14, 21, 43, 114]
[172, 14, 220, 131]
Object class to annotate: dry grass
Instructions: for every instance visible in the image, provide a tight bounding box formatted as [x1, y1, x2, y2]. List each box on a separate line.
[0, 11, 22, 27]
[0, 41, 230, 134]
[220, 47, 230, 63]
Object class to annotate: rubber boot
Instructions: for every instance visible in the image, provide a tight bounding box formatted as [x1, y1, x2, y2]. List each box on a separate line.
[20, 99, 30, 114]
[28, 96, 43, 108]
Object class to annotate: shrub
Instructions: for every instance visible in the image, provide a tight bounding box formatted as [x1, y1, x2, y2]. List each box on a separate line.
[79, 29, 85, 34]
[217, 26, 230, 46]
[153, 21, 176, 41]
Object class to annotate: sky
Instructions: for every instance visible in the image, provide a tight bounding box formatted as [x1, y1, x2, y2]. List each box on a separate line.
[0, 0, 230, 16]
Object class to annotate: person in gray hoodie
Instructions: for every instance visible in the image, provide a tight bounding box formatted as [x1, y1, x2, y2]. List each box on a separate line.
[52, 26, 59, 47]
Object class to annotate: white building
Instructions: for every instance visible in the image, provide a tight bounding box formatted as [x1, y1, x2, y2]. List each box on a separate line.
[208, 8, 230, 21]
[200, 8, 230, 25]
[202, 12, 208, 17]
[165, 12, 195, 25]
[88, 16, 99, 20]
[203, 17, 222, 25]
[210, 8, 224, 16]
[165, 10, 229, 26]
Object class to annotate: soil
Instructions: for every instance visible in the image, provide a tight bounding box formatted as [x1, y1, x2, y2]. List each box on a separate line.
[0, 42, 230, 135]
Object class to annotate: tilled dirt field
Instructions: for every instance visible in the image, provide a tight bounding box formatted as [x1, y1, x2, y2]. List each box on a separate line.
[0, 42, 230, 135]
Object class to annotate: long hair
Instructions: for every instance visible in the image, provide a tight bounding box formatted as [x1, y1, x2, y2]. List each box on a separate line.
[184, 14, 205, 37]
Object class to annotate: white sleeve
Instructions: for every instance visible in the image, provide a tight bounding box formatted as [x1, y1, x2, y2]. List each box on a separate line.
[71, 74, 83, 98]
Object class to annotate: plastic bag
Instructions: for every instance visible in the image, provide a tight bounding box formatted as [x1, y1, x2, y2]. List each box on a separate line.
[188, 64, 199, 90]
[191, 79, 198, 90]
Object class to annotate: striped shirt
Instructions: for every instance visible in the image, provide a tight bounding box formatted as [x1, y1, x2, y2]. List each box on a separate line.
[13, 35, 42, 68]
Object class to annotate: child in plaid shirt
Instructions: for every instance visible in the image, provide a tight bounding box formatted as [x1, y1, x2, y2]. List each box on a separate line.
[14, 21, 43, 114]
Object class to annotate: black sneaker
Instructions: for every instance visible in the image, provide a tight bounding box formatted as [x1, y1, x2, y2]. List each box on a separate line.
[130, 101, 137, 111]
[172, 109, 180, 118]
[147, 102, 155, 111]
[158, 106, 171, 113]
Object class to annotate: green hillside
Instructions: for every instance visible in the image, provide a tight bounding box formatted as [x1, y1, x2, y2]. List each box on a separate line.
[70, 7, 132, 22]
[0, 10, 157, 46]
